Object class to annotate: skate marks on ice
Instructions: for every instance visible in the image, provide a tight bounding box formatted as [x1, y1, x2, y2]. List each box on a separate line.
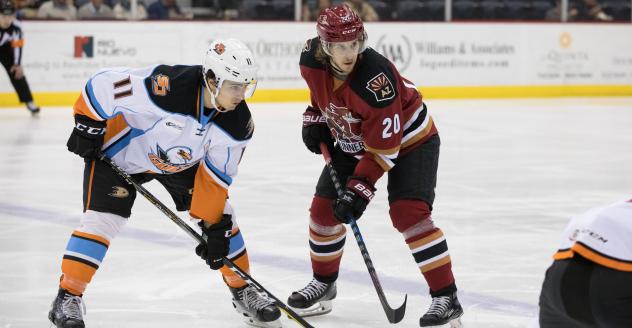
[0, 201, 536, 319]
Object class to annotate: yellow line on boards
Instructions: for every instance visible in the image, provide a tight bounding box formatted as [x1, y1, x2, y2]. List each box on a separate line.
[1, 85, 631, 107]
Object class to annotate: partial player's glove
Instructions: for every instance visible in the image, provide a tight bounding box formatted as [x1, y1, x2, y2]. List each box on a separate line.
[66, 114, 106, 159]
[333, 177, 376, 224]
[195, 214, 232, 270]
[302, 106, 334, 154]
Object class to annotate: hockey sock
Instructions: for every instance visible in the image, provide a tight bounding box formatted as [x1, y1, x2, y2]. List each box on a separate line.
[309, 225, 346, 282]
[406, 228, 455, 293]
[60, 231, 110, 295]
[220, 227, 249, 288]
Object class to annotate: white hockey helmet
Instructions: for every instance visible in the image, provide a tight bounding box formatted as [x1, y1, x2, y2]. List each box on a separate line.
[203, 39, 258, 101]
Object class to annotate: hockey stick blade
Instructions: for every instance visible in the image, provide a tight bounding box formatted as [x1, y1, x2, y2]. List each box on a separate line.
[319, 144, 408, 323]
[99, 155, 314, 328]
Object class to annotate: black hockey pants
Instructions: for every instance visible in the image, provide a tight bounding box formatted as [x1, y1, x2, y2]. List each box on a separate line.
[539, 255, 632, 328]
[0, 43, 33, 103]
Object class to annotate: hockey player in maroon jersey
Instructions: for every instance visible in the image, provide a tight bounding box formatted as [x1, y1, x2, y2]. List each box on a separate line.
[287, 4, 463, 327]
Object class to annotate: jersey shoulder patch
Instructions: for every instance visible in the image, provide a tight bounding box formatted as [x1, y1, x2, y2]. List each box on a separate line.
[299, 37, 326, 70]
[143, 65, 203, 117]
[213, 102, 254, 141]
[349, 48, 398, 109]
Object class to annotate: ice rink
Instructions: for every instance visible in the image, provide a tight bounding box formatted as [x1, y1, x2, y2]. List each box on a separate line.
[1, 97, 631, 328]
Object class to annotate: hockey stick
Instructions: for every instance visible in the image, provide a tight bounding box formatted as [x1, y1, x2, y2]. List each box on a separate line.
[98, 154, 314, 328]
[319, 143, 407, 324]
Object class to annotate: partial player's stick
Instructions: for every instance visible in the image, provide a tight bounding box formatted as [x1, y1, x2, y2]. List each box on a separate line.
[99, 154, 314, 328]
[319, 143, 407, 324]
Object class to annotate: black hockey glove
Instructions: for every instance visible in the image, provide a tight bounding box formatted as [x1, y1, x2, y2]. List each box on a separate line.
[66, 114, 106, 159]
[333, 177, 376, 224]
[302, 106, 334, 154]
[195, 214, 232, 270]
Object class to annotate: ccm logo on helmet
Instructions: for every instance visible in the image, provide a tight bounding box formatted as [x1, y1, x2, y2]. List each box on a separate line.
[75, 122, 106, 135]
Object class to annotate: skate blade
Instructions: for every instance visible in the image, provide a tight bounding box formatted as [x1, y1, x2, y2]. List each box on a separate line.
[449, 317, 463, 328]
[243, 317, 282, 328]
[288, 300, 332, 318]
[232, 300, 282, 328]
[421, 317, 463, 328]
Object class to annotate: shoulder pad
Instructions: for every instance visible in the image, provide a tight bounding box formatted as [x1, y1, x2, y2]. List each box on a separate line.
[213, 102, 254, 141]
[299, 37, 325, 70]
[349, 48, 398, 109]
[143, 65, 203, 117]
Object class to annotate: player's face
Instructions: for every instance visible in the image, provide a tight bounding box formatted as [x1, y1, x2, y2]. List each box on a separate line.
[0, 14, 14, 28]
[216, 80, 250, 111]
[328, 40, 361, 74]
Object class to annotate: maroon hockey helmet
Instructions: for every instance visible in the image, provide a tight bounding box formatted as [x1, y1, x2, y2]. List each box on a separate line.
[316, 4, 365, 43]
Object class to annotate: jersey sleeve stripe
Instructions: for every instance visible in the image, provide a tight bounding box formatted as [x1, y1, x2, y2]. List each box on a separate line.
[204, 157, 233, 188]
[402, 115, 434, 148]
[103, 115, 130, 147]
[73, 95, 101, 121]
[103, 128, 145, 159]
[404, 104, 425, 131]
[84, 79, 109, 120]
[372, 152, 395, 171]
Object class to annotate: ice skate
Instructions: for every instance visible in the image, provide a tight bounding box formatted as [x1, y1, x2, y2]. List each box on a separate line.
[287, 279, 336, 317]
[230, 285, 282, 328]
[419, 292, 463, 327]
[25, 102, 39, 115]
[48, 288, 86, 328]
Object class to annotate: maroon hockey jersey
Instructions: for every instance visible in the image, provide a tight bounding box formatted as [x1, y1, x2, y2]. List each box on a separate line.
[300, 37, 438, 184]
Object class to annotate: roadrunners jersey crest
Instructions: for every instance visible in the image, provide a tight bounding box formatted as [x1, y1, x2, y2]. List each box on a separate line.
[323, 103, 363, 154]
[148, 145, 195, 173]
[72, 64, 254, 223]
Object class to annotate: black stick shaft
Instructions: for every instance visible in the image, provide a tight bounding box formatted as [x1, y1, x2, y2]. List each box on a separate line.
[99, 155, 314, 328]
[319, 144, 407, 324]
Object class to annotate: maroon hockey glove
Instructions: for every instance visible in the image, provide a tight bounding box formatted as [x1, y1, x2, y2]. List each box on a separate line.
[66, 114, 106, 159]
[195, 214, 232, 270]
[302, 106, 334, 154]
[333, 177, 376, 224]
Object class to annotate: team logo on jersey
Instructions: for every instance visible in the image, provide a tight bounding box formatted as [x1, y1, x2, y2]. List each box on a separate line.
[148, 145, 196, 174]
[152, 74, 170, 96]
[108, 186, 129, 198]
[322, 103, 364, 154]
[214, 43, 226, 55]
[165, 119, 184, 131]
[366, 72, 395, 102]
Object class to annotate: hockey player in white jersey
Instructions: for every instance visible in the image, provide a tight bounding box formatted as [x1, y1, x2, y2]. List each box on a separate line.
[539, 198, 632, 327]
[48, 39, 282, 328]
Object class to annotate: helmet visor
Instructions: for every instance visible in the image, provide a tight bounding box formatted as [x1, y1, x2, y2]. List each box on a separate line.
[322, 39, 363, 57]
[220, 80, 257, 99]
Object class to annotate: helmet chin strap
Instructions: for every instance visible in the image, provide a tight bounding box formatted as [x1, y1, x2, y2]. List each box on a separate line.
[203, 77, 227, 113]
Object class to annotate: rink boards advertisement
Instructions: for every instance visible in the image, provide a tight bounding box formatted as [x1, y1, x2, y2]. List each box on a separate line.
[0, 21, 631, 105]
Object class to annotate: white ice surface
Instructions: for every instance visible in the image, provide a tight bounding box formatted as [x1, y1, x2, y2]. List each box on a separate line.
[0, 97, 631, 328]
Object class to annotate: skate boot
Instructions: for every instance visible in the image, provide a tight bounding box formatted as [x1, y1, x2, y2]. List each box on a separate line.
[26, 102, 40, 115]
[48, 288, 86, 328]
[287, 278, 336, 317]
[230, 285, 282, 328]
[419, 292, 463, 327]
